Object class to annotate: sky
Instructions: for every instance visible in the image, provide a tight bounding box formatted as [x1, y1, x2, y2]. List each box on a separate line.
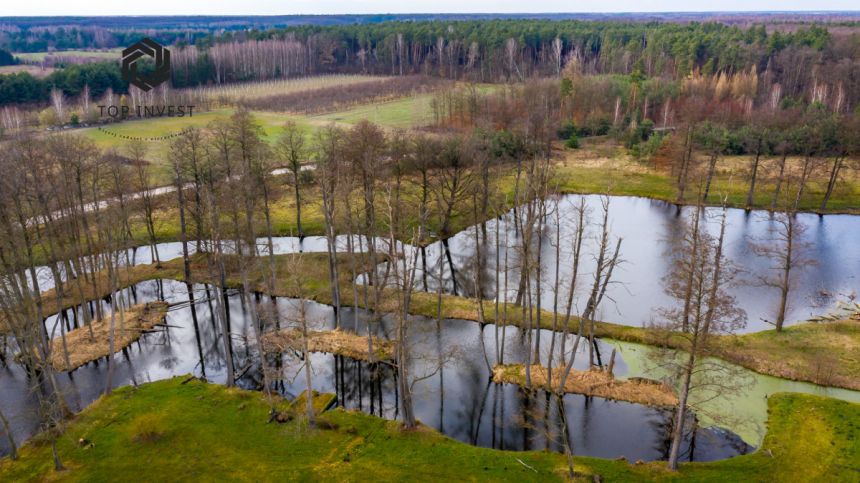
[0, 0, 858, 17]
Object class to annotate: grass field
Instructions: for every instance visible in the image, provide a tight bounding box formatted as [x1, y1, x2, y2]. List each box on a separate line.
[77, 109, 313, 183]
[0, 65, 57, 77]
[309, 94, 435, 128]
[74, 91, 435, 183]
[558, 138, 860, 214]
[1, 377, 857, 481]
[186, 75, 389, 103]
[14, 49, 121, 62]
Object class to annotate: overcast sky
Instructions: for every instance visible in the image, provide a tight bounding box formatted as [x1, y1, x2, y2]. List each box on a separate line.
[1, 0, 857, 17]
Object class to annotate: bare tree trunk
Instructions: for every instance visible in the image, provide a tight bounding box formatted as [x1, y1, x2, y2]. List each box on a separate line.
[702, 155, 718, 202]
[668, 345, 696, 470]
[746, 142, 761, 208]
[676, 125, 694, 202]
[557, 199, 585, 385]
[795, 158, 813, 209]
[547, 201, 561, 390]
[771, 154, 787, 210]
[820, 157, 843, 211]
[296, 294, 315, 426]
[494, 216, 501, 365]
[51, 437, 65, 471]
[294, 180, 303, 238]
[775, 215, 794, 332]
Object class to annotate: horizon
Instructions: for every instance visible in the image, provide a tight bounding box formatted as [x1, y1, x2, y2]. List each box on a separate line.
[2, 10, 860, 17]
[2, 0, 860, 17]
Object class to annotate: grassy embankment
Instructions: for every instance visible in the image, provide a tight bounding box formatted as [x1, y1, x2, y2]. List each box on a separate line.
[1, 376, 857, 481]
[29, 251, 860, 391]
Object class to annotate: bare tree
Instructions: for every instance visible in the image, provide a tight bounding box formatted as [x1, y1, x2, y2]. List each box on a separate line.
[276, 120, 306, 238]
[559, 195, 621, 383]
[170, 127, 205, 280]
[314, 124, 344, 327]
[751, 195, 814, 331]
[127, 141, 161, 267]
[652, 204, 746, 470]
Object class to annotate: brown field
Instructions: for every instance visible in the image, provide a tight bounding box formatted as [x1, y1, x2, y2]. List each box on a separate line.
[0, 65, 56, 77]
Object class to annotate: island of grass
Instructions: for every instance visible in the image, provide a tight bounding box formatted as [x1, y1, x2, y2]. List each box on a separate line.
[492, 364, 678, 407]
[0, 376, 857, 481]
[261, 328, 395, 362]
[50, 302, 169, 372]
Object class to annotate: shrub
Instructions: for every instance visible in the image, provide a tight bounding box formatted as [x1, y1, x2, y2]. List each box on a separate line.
[565, 134, 580, 149]
[128, 412, 167, 443]
[557, 120, 577, 140]
[299, 169, 315, 185]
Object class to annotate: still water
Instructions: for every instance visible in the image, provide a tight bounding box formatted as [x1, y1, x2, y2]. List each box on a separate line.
[0, 279, 751, 462]
[28, 195, 859, 333]
[411, 194, 859, 333]
[4, 194, 858, 460]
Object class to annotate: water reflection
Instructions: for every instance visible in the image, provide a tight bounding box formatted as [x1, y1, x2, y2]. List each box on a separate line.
[396, 194, 860, 333]
[27, 195, 860, 334]
[0, 279, 750, 462]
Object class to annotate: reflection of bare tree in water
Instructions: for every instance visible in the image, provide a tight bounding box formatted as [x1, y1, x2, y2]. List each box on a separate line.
[184, 284, 208, 379]
[512, 390, 585, 477]
[648, 406, 677, 461]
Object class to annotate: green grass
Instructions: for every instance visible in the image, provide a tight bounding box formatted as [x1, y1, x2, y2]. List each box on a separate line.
[713, 319, 860, 390]
[1, 377, 857, 481]
[309, 94, 435, 128]
[558, 139, 860, 214]
[77, 109, 313, 183]
[76, 95, 434, 184]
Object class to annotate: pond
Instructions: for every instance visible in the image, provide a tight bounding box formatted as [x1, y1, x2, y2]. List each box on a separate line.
[409, 194, 860, 333]
[27, 194, 859, 334]
[5, 194, 859, 461]
[1, 279, 753, 462]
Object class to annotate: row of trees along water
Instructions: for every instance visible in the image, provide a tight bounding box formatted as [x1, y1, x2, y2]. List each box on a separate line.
[430, 73, 858, 213]
[0, 95, 818, 473]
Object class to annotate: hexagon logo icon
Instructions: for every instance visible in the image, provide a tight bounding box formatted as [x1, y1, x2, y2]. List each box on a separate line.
[121, 38, 171, 92]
